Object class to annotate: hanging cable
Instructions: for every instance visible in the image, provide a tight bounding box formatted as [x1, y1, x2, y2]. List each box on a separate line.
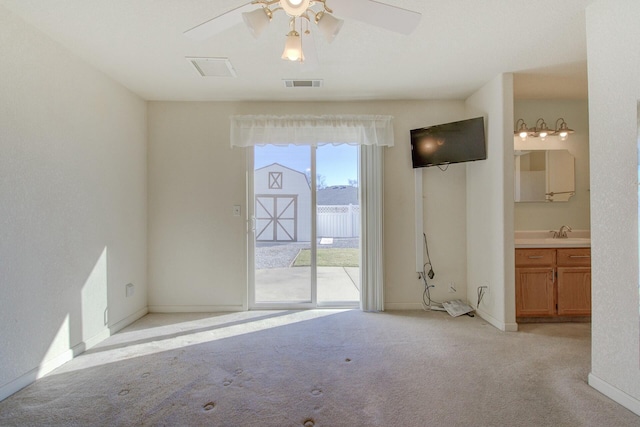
[421, 233, 443, 311]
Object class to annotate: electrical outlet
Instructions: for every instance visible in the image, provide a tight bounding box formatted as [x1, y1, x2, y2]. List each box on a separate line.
[233, 205, 241, 217]
[126, 283, 135, 297]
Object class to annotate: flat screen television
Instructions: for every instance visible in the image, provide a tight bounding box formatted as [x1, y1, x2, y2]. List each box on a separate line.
[410, 117, 486, 168]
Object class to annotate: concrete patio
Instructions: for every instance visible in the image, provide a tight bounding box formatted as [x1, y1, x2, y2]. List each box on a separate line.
[255, 266, 360, 304]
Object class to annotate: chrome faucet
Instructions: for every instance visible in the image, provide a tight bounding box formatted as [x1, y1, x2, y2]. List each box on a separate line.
[550, 225, 572, 239]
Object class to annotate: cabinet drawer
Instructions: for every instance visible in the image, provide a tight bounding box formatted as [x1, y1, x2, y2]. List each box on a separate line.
[557, 248, 591, 267]
[515, 249, 556, 266]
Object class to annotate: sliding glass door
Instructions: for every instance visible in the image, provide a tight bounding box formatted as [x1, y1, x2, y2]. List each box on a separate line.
[248, 144, 360, 309]
[316, 144, 360, 305]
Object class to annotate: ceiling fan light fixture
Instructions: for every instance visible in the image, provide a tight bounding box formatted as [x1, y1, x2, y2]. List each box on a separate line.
[315, 11, 344, 43]
[242, 7, 272, 38]
[183, 0, 422, 65]
[281, 0, 311, 17]
[281, 30, 304, 61]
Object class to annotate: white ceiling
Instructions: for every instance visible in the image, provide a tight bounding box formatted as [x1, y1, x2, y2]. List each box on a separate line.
[0, 0, 591, 101]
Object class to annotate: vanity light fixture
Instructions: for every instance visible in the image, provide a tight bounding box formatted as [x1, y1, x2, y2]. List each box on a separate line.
[531, 118, 552, 141]
[553, 118, 575, 141]
[514, 118, 531, 141]
[514, 117, 574, 141]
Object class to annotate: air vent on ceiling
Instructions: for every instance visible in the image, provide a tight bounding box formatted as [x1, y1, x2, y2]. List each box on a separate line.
[283, 79, 323, 88]
[187, 57, 237, 77]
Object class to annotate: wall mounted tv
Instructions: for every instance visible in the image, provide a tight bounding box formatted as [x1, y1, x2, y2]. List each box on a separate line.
[410, 117, 486, 168]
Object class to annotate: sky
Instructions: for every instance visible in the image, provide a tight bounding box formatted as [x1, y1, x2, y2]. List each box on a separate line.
[254, 144, 359, 186]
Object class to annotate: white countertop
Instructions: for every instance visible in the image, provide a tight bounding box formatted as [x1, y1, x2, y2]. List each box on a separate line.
[515, 230, 590, 248]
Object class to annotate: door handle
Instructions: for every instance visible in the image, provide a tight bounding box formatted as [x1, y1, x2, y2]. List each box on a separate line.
[528, 256, 544, 259]
[568, 255, 590, 258]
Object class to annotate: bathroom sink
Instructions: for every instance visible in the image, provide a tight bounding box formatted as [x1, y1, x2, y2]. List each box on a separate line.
[514, 237, 591, 248]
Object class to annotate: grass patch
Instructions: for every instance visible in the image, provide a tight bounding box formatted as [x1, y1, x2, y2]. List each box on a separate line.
[293, 248, 359, 267]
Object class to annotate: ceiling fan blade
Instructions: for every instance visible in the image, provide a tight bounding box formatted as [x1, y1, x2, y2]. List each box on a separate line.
[299, 24, 319, 72]
[184, 2, 255, 41]
[330, 0, 421, 35]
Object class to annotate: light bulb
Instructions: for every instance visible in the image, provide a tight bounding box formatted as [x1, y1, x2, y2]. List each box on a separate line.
[539, 131, 548, 139]
[286, 49, 301, 61]
[281, 0, 310, 16]
[559, 131, 568, 141]
[281, 30, 304, 61]
[519, 131, 528, 141]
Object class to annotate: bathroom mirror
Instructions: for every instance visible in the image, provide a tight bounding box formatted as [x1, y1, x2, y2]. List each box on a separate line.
[514, 149, 575, 202]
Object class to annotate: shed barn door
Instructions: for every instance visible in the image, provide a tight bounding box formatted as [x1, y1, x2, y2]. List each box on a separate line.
[255, 194, 298, 242]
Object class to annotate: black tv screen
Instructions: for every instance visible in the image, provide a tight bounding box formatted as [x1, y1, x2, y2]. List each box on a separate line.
[411, 117, 486, 168]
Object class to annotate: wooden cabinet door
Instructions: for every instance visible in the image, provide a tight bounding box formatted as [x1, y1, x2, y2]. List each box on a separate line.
[516, 267, 555, 317]
[557, 267, 591, 315]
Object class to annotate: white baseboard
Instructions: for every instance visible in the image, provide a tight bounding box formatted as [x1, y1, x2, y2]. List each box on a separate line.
[476, 309, 518, 332]
[148, 305, 244, 313]
[589, 373, 640, 416]
[384, 303, 424, 310]
[504, 322, 519, 332]
[0, 327, 107, 402]
[0, 367, 38, 403]
[382, 303, 518, 334]
[109, 306, 148, 334]
[74, 329, 111, 356]
[0, 306, 149, 403]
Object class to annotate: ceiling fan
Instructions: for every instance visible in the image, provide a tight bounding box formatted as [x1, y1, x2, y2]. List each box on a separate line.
[184, 0, 421, 68]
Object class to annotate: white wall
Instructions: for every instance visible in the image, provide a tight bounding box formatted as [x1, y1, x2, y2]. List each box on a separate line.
[586, 0, 640, 415]
[514, 100, 590, 230]
[419, 162, 468, 306]
[147, 100, 468, 311]
[465, 74, 516, 331]
[0, 7, 147, 401]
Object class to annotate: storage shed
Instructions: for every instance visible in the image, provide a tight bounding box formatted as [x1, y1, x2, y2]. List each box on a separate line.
[254, 163, 311, 242]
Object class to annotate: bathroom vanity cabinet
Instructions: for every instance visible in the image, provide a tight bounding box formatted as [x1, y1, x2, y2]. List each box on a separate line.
[515, 247, 591, 321]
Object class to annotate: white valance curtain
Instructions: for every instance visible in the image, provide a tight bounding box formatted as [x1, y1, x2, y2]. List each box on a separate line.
[230, 115, 394, 147]
[232, 114, 389, 312]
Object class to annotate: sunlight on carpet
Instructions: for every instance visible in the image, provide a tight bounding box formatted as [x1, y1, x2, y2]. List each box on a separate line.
[48, 310, 349, 375]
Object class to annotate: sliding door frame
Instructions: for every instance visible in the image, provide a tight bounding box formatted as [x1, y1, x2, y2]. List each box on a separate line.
[247, 147, 318, 310]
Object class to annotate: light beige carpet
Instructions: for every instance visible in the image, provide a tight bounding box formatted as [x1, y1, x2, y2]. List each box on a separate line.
[1, 310, 638, 426]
